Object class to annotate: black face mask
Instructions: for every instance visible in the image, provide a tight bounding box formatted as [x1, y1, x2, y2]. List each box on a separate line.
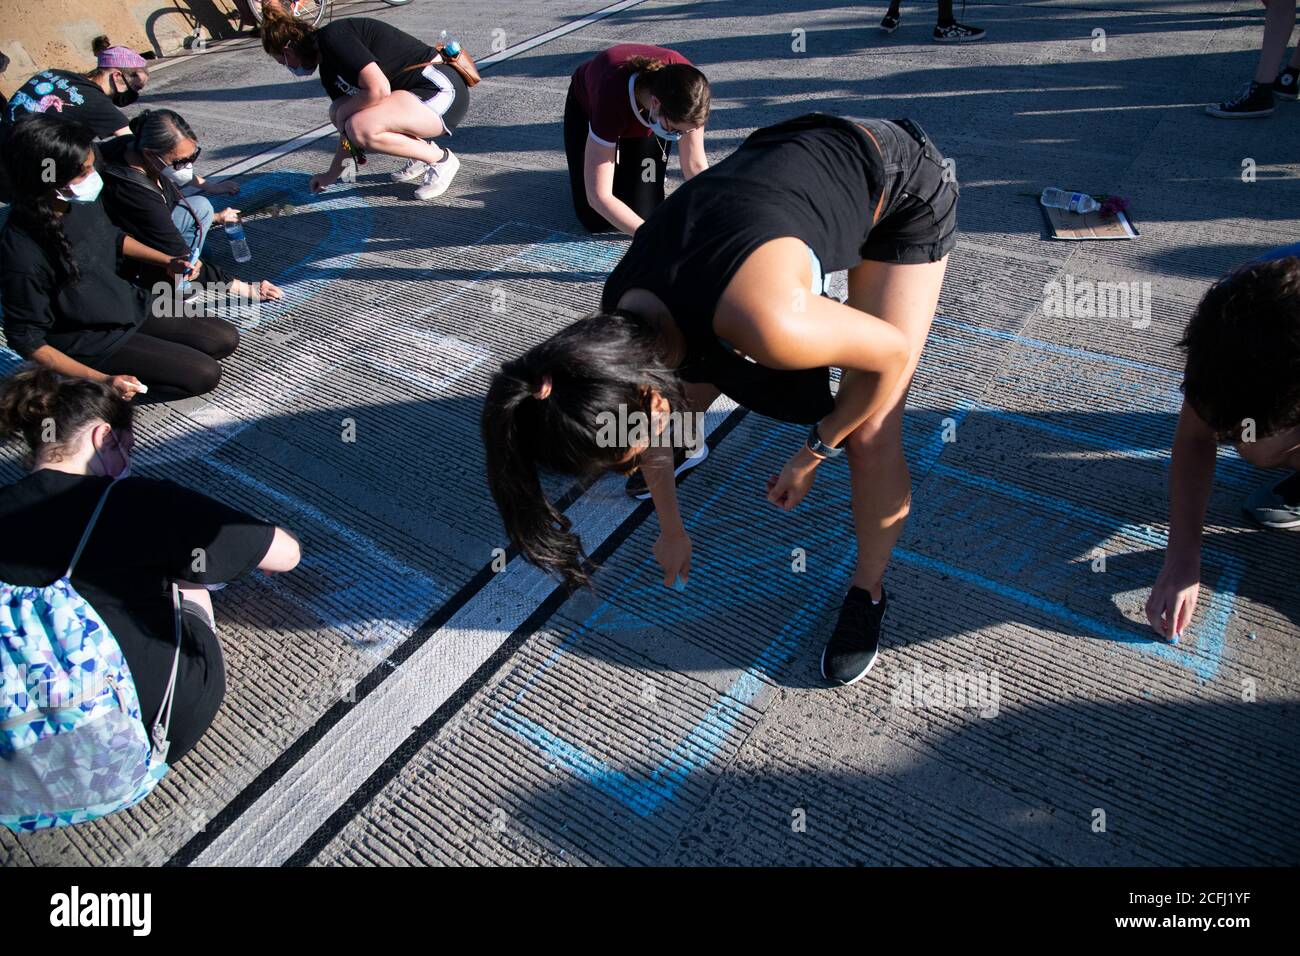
[110, 74, 139, 107]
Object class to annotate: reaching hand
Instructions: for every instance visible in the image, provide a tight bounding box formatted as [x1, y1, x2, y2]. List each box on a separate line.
[653, 530, 692, 591]
[1146, 557, 1201, 642]
[310, 171, 340, 193]
[766, 446, 821, 511]
[107, 375, 145, 401]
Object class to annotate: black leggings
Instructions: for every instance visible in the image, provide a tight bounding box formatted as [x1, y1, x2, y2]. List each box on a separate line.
[96, 312, 239, 398]
[563, 80, 669, 232]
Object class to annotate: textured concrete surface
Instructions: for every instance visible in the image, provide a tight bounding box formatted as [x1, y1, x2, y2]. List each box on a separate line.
[1, 0, 1297, 867]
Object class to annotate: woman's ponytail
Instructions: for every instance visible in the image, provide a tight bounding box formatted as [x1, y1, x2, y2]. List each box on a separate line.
[482, 361, 593, 590]
[481, 311, 685, 590]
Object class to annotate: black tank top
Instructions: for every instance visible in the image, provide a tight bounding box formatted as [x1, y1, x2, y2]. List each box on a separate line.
[601, 113, 887, 424]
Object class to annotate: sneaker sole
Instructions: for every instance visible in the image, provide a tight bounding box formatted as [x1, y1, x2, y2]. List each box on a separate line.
[1205, 106, 1275, 118]
[630, 442, 710, 500]
[1244, 506, 1300, 529]
[1274, 91, 1298, 101]
[820, 644, 879, 687]
[934, 34, 985, 43]
[880, 24, 898, 33]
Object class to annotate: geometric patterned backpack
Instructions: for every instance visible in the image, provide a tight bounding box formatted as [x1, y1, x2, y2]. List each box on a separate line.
[0, 480, 181, 832]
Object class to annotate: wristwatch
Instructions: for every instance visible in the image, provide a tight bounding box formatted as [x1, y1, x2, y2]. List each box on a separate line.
[806, 422, 844, 460]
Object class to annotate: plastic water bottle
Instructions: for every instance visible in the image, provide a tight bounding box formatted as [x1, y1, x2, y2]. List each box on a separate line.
[224, 219, 251, 263]
[1040, 187, 1100, 214]
[439, 30, 462, 58]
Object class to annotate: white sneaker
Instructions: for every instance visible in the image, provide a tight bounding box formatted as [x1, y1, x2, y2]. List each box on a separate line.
[414, 150, 459, 200]
[390, 156, 429, 182]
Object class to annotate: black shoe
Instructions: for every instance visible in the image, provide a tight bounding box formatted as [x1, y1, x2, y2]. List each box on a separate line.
[821, 586, 887, 686]
[933, 22, 985, 43]
[880, 13, 900, 33]
[1275, 67, 1300, 101]
[1206, 81, 1275, 118]
[623, 440, 709, 500]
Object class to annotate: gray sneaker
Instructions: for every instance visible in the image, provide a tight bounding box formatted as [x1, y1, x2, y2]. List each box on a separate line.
[1244, 472, 1300, 529]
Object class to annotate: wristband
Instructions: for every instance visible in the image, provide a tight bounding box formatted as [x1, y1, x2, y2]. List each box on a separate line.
[806, 422, 844, 459]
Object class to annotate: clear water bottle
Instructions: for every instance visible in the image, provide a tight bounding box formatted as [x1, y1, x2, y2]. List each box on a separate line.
[439, 30, 462, 58]
[224, 219, 251, 263]
[1040, 187, 1100, 214]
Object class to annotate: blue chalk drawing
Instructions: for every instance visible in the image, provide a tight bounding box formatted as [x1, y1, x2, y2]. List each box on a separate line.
[199, 456, 447, 655]
[494, 323, 1247, 816]
[204, 170, 376, 326]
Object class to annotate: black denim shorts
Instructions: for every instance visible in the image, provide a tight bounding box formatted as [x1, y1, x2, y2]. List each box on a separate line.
[852, 118, 959, 265]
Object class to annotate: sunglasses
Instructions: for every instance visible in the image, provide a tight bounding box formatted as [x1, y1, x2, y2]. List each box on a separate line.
[152, 146, 201, 170]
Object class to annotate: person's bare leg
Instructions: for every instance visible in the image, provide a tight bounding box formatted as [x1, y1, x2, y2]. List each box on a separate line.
[842, 257, 948, 599]
[177, 584, 214, 624]
[1253, 0, 1298, 84]
[346, 92, 447, 164]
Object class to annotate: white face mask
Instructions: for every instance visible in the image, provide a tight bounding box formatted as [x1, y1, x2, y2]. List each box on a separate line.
[57, 170, 104, 203]
[647, 104, 682, 142]
[161, 163, 195, 187]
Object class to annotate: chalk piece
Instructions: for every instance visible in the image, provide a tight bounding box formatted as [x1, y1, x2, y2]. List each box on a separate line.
[673, 577, 687, 592]
[1248, 631, 1257, 641]
[1170, 632, 1181, 645]
[134, 383, 149, 394]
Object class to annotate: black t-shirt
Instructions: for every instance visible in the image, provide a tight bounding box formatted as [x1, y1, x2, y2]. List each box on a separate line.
[4, 69, 128, 139]
[0, 472, 276, 762]
[601, 113, 885, 423]
[316, 17, 436, 101]
[97, 134, 230, 290]
[0, 200, 149, 363]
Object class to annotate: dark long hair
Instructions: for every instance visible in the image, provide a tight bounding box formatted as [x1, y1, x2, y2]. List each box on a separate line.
[128, 108, 196, 155]
[628, 57, 711, 128]
[2, 114, 96, 284]
[482, 311, 686, 590]
[0, 364, 133, 468]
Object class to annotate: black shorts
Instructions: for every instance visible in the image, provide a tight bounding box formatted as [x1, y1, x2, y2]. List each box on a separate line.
[853, 118, 959, 265]
[407, 63, 469, 133]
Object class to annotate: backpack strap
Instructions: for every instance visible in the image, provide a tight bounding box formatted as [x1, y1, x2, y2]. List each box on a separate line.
[65, 480, 118, 578]
[149, 582, 183, 764]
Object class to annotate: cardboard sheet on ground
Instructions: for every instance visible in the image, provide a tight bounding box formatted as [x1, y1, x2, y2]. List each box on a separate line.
[1042, 204, 1139, 240]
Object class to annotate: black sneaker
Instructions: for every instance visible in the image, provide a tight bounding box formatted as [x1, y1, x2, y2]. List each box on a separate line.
[880, 13, 900, 33]
[821, 586, 887, 686]
[1206, 81, 1275, 118]
[623, 440, 709, 500]
[933, 22, 985, 43]
[1275, 67, 1300, 101]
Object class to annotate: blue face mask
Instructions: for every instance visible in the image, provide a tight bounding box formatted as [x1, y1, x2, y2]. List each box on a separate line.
[287, 62, 315, 77]
[57, 169, 104, 203]
[648, 108, 682, 142]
